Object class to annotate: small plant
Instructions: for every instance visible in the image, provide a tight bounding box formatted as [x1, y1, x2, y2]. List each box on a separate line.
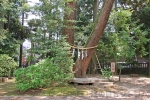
[101, 68, 112, 80]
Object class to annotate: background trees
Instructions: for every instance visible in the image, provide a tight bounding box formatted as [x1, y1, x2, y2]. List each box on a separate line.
[29, 0, 68, 58]
[0, 0, 18, 59]
[0, 0, 30, 77]
[14, 0, 74, 91]
[0, 0, 30, 57]
[135, 7, 150, 75]
[98, 9, 148, 63]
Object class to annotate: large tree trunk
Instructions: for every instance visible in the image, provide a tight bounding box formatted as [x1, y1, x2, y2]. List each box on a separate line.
[114, 0, 118, 74]
[62, 1, 77, 45]
[90, 0, 99, 74]
[19, 12, 24, 68]
[74, 0, 115, 78]
[148, 33, 150, 76]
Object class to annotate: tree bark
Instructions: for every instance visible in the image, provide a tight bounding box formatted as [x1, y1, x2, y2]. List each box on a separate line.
[74, 0, 115, 78]
[90, 0, 99, 74]
[62, 1, 77, 45]
[93, 0, 99, 21]
[19, 12, 24, 68]
[148, 33, 150, 76]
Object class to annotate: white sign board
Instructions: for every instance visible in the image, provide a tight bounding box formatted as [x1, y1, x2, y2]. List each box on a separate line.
[111, 62, 115, 72]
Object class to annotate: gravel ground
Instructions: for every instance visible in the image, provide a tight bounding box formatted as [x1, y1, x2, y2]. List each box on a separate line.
[0, 95, 149, 100]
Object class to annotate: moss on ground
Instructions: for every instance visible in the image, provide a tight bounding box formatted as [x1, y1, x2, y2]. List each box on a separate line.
[40, 86, 88, 96]
[0, 78, 88, 96]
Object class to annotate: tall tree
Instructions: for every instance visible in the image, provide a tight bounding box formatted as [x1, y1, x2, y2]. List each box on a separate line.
[62, 0, 77, 45]
[0, 0, 12, 41]
[0, 0, 19, 56]
[29, 0, 74, 59]
[90, 0, 99, 74]
[73, 0, 115, 78]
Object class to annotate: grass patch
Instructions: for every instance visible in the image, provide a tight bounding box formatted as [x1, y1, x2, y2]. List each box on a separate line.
[40, 86, 88, 96]
[0, 78, 17, 96]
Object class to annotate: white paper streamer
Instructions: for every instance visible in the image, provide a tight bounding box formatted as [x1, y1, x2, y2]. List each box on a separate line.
[72, 48, 75, 56]
[78, 49, 80, 58]
[82, 50, 84, 60]
[85, 49, 87, 57]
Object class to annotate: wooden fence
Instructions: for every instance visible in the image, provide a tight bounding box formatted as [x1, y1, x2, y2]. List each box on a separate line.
[87, 62, 149, 76]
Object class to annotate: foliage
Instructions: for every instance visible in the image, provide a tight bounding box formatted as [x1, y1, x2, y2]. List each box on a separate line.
[117, 64, 124, 70]
[22, 1, 74, 90]
[118, 0, 150, 11]
[0, 29, 7, 42]
[110, 9, 132, 32]
[97, 9, 148, 63]
[10, 0, 30, 40]
[51, 38, 74, 70]
[135, 7, 150, 58]
[14, 59, 53, 91]
[0, 0, 30, 59]
[101, 68, 112, 79]
[0, 33, 19, 56]
[75, 0, 95, 45]
[15, 32, 74, 91]
[0, 0, 12, 41]
[137, 7, 150, 29]
[0, 54, 17, 77]
[76, 0, 93, 27]
[28, 0, 67, 58]
[14, 58, 73, 91]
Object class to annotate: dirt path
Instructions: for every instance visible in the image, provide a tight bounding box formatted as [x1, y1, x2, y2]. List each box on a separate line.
[0, 95, 149, 100]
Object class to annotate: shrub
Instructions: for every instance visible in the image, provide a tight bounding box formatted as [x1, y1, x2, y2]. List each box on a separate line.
[14, 58, 73, 91]
[14, 36, 74, 91]
[0, 54, 17, 77]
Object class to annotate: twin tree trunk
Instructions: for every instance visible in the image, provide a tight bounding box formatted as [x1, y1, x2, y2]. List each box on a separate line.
[63, 0, 115, 78]
[74, 0, 115, 78]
